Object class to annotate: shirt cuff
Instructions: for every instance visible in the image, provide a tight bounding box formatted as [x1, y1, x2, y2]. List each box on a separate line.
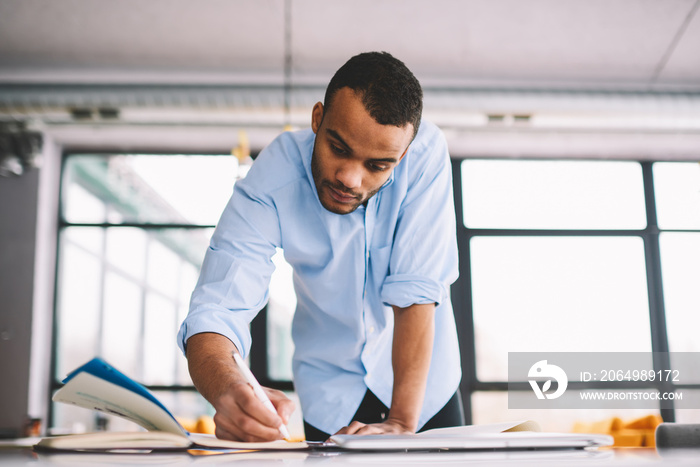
[380, 274, 447, 308]
[176, 307, 250, 358]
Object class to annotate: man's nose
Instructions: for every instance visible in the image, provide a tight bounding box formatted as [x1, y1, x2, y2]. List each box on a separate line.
[336, 163, 362, 190]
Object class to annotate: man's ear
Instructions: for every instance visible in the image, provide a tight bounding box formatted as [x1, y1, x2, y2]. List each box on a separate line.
[311, 102, 324, 134]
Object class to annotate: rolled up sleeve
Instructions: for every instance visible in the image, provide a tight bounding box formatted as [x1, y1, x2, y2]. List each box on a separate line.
[381, 274, 447, 308]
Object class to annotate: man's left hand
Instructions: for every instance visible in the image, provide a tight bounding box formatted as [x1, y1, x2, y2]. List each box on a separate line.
[333, 418, 414, 436]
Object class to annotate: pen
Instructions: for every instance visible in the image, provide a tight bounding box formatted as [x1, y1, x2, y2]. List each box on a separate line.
[232, 351, 291, 440]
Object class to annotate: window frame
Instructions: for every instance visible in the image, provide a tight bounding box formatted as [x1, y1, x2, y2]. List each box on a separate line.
[451, 158, 700, 424]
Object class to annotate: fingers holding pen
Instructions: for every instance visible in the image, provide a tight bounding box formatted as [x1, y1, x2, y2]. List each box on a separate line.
[231, 352, 292, 440]
[213, 382, 287, 442]
[265, 386, 295, 425]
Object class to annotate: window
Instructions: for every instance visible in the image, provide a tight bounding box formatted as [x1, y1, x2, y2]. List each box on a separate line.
[655, 163, 700, 382]
[470, 235, 651, 382]
[266, 251, 297, 381]
[461, 160, 646, 230]
[52, 153, 236, 432]
[453, 159, 700, 429]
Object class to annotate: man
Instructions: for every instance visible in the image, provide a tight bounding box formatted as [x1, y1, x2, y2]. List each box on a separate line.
[177, 51, 463, 442]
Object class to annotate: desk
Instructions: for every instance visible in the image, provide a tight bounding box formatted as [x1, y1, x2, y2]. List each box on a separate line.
[2, 446, 700, 466]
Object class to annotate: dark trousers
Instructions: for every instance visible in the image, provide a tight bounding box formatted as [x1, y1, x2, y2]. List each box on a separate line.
[304, 389, 465, 441]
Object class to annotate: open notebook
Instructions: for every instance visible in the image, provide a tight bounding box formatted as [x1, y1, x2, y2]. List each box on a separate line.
[37, 358, 307, 452]
[330, 421, 613, 450]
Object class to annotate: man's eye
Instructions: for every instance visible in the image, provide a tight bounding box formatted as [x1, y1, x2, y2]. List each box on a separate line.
[330, 144, 347, 155]
[369, 163, 389, 172]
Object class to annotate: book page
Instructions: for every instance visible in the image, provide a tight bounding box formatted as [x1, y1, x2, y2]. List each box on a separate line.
[53, 372, 187, 436]
[187, 433, 308, 450]
[36, 431, 309, 452]
[35, 431, 191, 451]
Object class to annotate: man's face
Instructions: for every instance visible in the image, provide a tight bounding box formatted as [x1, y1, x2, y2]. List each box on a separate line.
[310, 88, 414, 215]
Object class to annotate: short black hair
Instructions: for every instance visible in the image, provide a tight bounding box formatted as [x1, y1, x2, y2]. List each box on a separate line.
[323, 51, 423, 140]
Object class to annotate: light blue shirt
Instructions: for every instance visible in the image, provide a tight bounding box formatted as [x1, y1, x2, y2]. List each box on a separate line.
[178, 120, 461, 435]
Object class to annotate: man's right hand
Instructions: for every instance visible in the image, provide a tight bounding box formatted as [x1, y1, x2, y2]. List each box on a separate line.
[185, 332, 295, 442]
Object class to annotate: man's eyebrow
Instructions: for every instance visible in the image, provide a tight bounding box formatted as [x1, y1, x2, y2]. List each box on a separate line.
[326, 129, 352, 151]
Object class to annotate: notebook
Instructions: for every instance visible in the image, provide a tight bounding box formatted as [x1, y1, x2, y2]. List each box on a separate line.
[329, 421, 613, 450]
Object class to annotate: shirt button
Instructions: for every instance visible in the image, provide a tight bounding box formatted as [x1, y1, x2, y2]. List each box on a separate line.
[366, 250, 370, 259]
[368, 326, 375, 334]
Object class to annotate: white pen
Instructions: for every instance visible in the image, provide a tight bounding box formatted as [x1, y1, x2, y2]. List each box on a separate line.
[232, 351, 291, 440]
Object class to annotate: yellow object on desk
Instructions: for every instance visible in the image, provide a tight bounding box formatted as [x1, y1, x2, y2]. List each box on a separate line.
[195, 416, 216, 435]
[175, 416, 216, 434]
[572, 414, 663, 447]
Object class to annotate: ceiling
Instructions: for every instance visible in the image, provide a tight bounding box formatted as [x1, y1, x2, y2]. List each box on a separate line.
[1, 0, 699, 158]
[1, 0, 699, 89]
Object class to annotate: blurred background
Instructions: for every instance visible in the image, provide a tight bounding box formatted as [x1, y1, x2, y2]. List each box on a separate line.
[1, 0, 699, 443]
